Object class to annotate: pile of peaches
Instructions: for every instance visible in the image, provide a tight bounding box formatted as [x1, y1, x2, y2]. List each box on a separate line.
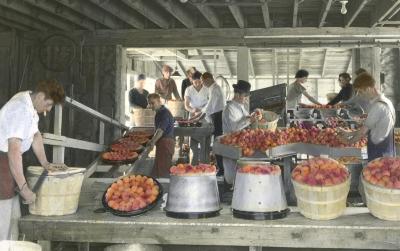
[170, 163, 217, 175]
[363, 157, 400, 189]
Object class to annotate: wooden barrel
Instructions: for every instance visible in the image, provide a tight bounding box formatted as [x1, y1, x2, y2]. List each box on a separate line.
[292, 178, 350, 220]
[167, 100, 185, 118]
[131, 108, 155, 127]
[0, 241, 42, 251]
[362, 176, 400, 221]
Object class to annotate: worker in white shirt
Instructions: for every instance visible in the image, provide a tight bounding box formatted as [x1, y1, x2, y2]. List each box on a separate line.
[222, 80, 258, 185]
[0, 80, 66, 240]
[191, 72, 225, 174]
[184, 71, 209, 164]
[338, 73, 395, 162]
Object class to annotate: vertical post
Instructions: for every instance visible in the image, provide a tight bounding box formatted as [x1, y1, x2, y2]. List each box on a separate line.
[352, 47, 381, 90]
[53, 104, 65, 163]
[237, 46, 249, 82]
[99, 121, 105, 145]
[286, 48, 290, 85]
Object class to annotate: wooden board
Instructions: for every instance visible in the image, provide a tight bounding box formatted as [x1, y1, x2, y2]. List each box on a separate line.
[18, 178, 400, 250]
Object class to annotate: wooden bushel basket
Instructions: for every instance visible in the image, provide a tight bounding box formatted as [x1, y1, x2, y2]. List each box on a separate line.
[0, 241, 42, 251]
[292, 177, 350, 220]
[131, 108, 155, 127]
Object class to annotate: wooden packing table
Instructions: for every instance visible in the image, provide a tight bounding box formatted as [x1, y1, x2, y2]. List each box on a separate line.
[19, 178, 400, 250]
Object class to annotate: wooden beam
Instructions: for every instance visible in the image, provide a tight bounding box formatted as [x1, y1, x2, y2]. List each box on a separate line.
[177, 61, 186, 77]
[0, 17, 29, 31]
[88, 0, 144, 29]
[370, 0, 400, 27]
[195, 49, 210, 72]
[347, 54, 352, 73]
[0, 6, 49, 31]
[0, 0, 74, 30]
[319, 0, 333, 28]
[155, 0, 194, 29]
[344, 0, 369, 28]
[260, 0, 271, 28]
[196, 3, 220, 28]
[54, 0, 121, 29]
[23, 0, 96, 30]
[298, 48, 302, 69]
[321, 49, 328, 77]
[293, 0, 299, 27]
[248, 50, 255, 77]
[229, 5, 245, 28]
[222, 49, 233, 77]
[121, 0, 169, 29]
[273, 49, 278, 84]
[167, 49, 188, 60]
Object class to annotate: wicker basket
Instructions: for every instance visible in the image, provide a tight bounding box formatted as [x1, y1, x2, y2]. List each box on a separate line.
[362, 176, 400, 221]
[292, 178, 350, 220]
[131, 108, 155, 127]
[0, 241, 41, 251]
[27, 166, 85, 216]
[167, 100, 185, 118]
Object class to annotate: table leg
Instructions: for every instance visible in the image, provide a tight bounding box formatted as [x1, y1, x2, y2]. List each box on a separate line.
[283, 156, 296, 205]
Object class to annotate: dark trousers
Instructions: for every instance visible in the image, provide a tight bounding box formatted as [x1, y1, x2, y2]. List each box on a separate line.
[210, 111, 224, 174]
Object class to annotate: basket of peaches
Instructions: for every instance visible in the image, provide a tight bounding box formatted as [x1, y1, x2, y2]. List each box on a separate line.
[291, 157, 350, 220]
[102, 175, 162, 216]
[361, 157, 400, 221]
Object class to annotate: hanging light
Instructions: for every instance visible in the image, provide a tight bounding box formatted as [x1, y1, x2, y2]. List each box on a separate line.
[340, 0, 348, 15]
[172, 49, 181, 77]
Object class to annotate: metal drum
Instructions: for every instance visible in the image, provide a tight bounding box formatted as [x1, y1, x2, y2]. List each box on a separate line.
[165, 174, 221, 219]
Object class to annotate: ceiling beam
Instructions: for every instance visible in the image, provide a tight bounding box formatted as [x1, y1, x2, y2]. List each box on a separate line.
[195, 49, 210, 72]
[196, 4, 220, 28]
[0, 6, 49, 31]
[121, 0, 169, 29]
[177, 61, 186, 77]
[248, 50, 255, 77]
[134, 49, 161, 61]
[298, 48, 302, 69]
[23, 0, 96, 30]
[371, 0, 400, 27]
[229, 4, 245, 28]
[346, 54, 352, 73]
[222, 50, 233, 77]
[167, 49, 188, 60]
[127, 55, 221, 61]
[0, 17, 29, 31]
[155, 0, 194, 29]
[260, 0, 271, 28]
[0, 0, 74, 30]
[318, 0, 333, 28]
[293, 0, 299, 27]
[344, 0, 369, 28]
[321, 49, 328, 77]
[88, 0, 144, 29]
[54, 0, 122, 29]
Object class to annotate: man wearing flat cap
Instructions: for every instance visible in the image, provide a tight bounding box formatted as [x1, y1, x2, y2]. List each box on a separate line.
[155, 65, 181, 103]
[222, 80, 258, 185]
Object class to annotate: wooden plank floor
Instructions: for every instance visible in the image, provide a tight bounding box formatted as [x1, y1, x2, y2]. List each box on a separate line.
[19, 179, 400, 250]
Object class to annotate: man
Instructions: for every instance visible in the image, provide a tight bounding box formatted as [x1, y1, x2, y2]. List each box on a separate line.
[129, 74, 149, 109]
[338, 73, 395, 162]
[0, 79, 65, 240]
[184, 71, 208, 164]
[155, 65, 181, 103]
[181, 67, 196, 99]
[147, 93, 175, 177]
[286, 69, 321, 109]
[328, 73, 353, 106]
[192, 72, 225, 174]
[222, 80, 258, 184]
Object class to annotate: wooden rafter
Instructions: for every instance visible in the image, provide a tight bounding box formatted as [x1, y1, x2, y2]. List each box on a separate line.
[298, 48, 302, 69]
[321, 49, 328, 77]
[293, 0, 299, 27]
[88, 0, 144, 29]
[23, 0, 96, 30]
[155, 0, 194, 29]
[261, 0, 271, 28]
[177, 61, 186, 77]
[0, 6, 49, 31]
[196, 3, 220, 28]
[195, 49, 210, 72]
[346, 54, 352, 73]
[319, 0, 333, 28]
[121, 0, 169, 29]
[0, 0, 74, 30]
[229, 5, 245, 28]
[0, 17, 29, 31]
[248, 50, 255, 77]
[344, 0, 369, 28]
[222, 49, 233, 77]
[370, 0, 400, 27]
[54, 0, 122, 29]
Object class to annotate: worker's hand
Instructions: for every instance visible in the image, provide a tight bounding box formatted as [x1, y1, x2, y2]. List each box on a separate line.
[336, 128, 350, 143]
[146, 140, 155, 151]
[19, 185, 36, 204]
[44, 163, 68, 172]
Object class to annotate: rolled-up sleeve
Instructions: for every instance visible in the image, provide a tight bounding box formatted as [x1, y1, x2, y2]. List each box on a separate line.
[365, 103, 392, 144]
[5, 108, 31, 141]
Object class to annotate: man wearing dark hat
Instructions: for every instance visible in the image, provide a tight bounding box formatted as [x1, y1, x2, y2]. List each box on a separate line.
[155, 65, 181, 103]
[129, 74, 149, 109]
[222, 80, 258, 184]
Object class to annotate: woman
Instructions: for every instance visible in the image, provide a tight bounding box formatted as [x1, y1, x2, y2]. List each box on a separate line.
[222, 80, 257, 185]
[0, 80, 65, 240]
[184, 71, 208, 164]
[338, 73, 395, 161]
[155, 65, 181, 103]
[181, 66, 196, 99]
[328, 73, 353, 105]
[286, 69, 321, 109]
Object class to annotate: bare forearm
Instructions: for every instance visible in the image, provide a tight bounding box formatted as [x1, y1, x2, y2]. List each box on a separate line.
[8, 141, 26, 188]
[150, 129, 164, 145]
[32, 132, 49, 166]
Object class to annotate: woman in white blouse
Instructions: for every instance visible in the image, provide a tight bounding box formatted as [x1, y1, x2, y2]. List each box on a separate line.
[222, 80, 258, 185]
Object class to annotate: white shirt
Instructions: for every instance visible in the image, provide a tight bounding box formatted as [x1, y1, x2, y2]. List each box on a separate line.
[202, 83, 225, 122]
[364, 93, 395, 144]
[0, 91, 39, 153]
[184, 85, 209, 110]
[286, 82, 306, 109]
[223, 100, 250, 134]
